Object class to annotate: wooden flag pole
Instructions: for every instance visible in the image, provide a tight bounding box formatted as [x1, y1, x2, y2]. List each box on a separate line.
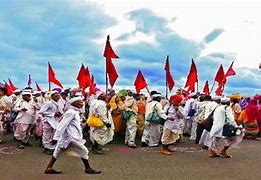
[165, 71, 168, 99]
[196, 81, 199, 93]
[210, 81, 215, 94]
[48, 63, 51, 91]
[145, 86, 151, 98]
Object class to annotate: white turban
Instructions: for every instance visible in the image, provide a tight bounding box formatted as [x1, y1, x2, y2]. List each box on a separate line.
[212, 96, 221, 101]
[152, 93, 161, 98]
[221, 97, 230, 103]
[68, 96, 83, 105]
[189, 92, 197, 97]
[95, 91, 105, 99]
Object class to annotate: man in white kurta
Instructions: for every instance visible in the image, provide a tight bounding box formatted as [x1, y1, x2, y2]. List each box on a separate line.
[183, 93, 198, 139]
[44, 97, 101, 174]
[122, 92, 138, 148]
[89, 91, 114, 154]
[13, 91, 39, 148]
[39, 91, 63, 154]
[141, 93, 168, 147]
[0, 87, 13, 139]
[199, 96, 221, 147]
[207, 97, 243, 158]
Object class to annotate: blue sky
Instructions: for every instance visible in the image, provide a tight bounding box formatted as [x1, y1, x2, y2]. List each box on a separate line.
[0, 0, 260, 95]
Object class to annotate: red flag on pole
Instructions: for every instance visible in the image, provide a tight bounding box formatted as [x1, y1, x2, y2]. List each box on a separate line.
[184, 59, 198, 92]
[48, 62, 63, 88]
[27, 74, 32, 87]
[164, 55, 175, 91]
[225, 61, 236, 77]
[103, 35, 119, 59]
[103, 35, 119, 87]
[91, 75, 95, 84]
[134, 70, 147, 93]
[215, 61, 236, 95]
[203, 80, 210, 95]
[8, 78, 16, 91]
[4, 81, 13, 95]
[214, 65, 225, 85]
[215, 84, 223, 96]
[35, 82, 42, 91]
[77, 64, 91, 90]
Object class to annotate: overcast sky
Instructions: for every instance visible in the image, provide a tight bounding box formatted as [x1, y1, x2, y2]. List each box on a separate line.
[0, 0, 260, 95]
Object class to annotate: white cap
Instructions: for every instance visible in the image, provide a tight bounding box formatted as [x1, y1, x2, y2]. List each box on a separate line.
[13, 89, 21, 93]
[221, 97, 230, 103]
[75, 92, 83, 97]
[33, 91, 42, 94]
[152, 93, 161, 98]
[95, 91, 105, 99]
[189, 92, 197, 97]
[21, 91, 32, 96]
[50, 90, 59, 96]
[212, 96, 221, 101]
[68, 96, 83, 104]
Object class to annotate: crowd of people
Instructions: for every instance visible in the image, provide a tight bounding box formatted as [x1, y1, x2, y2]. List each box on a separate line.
[0, 86, 261, 174]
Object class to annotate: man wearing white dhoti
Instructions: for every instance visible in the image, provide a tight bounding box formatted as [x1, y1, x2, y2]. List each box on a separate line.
[44, 97, 101, 174]
[141, 91, 167, 147]
[207, 97, 243, 158]
[199, 96, 221, 148]
[122, 91, 138, 148]
[39, 91, 63, 155]
[183, 93, 198, 139]
[89, 91, 114, 154]
[13, 91, 40, 148]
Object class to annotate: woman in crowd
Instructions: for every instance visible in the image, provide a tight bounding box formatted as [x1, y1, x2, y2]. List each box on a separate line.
[161, 94, 184, 155]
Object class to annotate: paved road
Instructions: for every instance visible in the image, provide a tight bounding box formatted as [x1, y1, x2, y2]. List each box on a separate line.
[0, 135, 261, 180]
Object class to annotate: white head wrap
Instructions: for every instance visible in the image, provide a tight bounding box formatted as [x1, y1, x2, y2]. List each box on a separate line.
[68, 96, 83, 105]
[221, 97, 230, 103]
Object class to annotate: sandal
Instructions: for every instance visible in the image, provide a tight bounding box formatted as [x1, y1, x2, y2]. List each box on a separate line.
[85, 168, 101, 174]
[220, 153, 232, 158]
[44, 168, 62, 174]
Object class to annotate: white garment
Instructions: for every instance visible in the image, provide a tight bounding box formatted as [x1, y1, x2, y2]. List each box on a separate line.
[163, 104, 184, 134]
[123, 96, 138, 145]
[53, 107, 86, 149]
[89, 99, 114, 146]
[141, 101, 166, 146]
[38, 100, 62, 129]
[210, 105, 238, 138]
[13, 100, 38, 125]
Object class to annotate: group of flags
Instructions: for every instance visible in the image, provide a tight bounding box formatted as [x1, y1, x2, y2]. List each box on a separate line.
[4, 35, 260, 97]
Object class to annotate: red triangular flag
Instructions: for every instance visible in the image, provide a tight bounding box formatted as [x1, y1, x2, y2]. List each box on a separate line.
[77, 64, 91, 90]
[184, 59, 198, 90]
[164, 55, 175, 91]
[225, 61, 236, 77]
[103, 35, 119, 59]
[4, 81, 13, 95]
[36, 82, 42, 91]
[134, 70, 147, 93]
[187, 83, 195, 92]
[85, 66, 91, 77]
[27, 74, 32, 87]
[215, 84, 223, 96]
[8, 78, 16, 91]
[91, 75, 95, 84]
[48, 62, 63, 88]
[214, 65, 225, 86]
[106, 58, 118, 87]
[203, 81, 210, 95]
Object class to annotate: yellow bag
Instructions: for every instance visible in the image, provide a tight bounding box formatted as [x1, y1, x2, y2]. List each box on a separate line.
[86, 115, 104, 128]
